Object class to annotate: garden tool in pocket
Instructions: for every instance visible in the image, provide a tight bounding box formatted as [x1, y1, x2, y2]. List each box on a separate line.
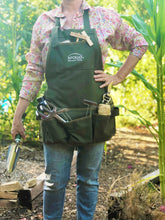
[36, 96, 73, 122]
[98, 82, 114, 116]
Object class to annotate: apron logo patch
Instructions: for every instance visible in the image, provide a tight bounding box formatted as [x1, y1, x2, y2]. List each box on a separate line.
[68, 53, 84, 62]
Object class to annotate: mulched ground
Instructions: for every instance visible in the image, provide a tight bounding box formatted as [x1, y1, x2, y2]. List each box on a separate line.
[0, 127, 161, 220]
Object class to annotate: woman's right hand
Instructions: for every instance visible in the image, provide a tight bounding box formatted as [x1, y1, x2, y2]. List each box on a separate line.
[11, 117, 26, 140]
[11, 97, 30, 140]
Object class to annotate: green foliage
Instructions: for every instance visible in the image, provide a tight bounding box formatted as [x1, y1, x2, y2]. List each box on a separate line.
[105, 48, 157, 128]
[87, 0, 117, 9]
[106, 60, 158, 99]
[117, 0, 165, 203]
[0, 0, 56, 140]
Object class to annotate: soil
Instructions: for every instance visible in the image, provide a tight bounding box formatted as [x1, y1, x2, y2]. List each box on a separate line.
[0, 127, 161, 220]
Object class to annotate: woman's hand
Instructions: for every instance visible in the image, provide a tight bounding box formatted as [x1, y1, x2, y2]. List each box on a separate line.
[94, 70, 121, 88]
[11, 97, 30, 140]
[94, 55, 140, 88]
[11, 117, 26, 140]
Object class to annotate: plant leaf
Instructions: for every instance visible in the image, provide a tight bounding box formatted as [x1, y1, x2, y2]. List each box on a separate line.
[117, 104, 159, 143]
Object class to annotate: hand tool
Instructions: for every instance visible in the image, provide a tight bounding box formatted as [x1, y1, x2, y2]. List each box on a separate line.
[98, 82, 114, 115]
[36, 97, 98, 121]
[81, 31, 93, 46]
[36, 97, 71, 122]
[6, 113, 26, 173]
[70, 31, 93, 46]
[83, 99, 98, 116]
[102, 82, 114, 106]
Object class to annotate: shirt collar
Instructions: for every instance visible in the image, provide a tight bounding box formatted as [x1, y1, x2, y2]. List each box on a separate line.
[52, 0, 91, 18]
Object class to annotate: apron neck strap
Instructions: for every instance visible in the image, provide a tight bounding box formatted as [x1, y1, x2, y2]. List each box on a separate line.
[83, 9, 90, 30]
[55, 17, 60, 27]
[55, 9, 90, 30]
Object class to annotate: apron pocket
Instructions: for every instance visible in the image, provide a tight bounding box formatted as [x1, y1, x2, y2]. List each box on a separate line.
[41, 108, 119, 144]
[92, 114, 116, 142]
[64, 116, 92, 144]
[41, 118, 68, 144]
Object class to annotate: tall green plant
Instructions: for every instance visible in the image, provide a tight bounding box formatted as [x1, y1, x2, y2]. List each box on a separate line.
[0, 0, 63, 140]
[117, 0, 165, 203]
[0, 0, 37, 102]
[0, 0, 36, 138]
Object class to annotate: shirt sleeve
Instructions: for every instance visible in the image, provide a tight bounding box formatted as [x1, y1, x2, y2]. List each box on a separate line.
[19, 15, 45, 102]
[105, 9, 148, 58]
[130, 45, 148, 59]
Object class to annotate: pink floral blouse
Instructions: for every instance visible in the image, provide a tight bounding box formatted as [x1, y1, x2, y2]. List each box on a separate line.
[20, 0, 148, 102]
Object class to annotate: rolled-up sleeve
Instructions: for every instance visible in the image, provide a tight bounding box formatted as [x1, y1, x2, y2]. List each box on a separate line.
[20, 15, 44, 102]
[106, 10, 148, 59]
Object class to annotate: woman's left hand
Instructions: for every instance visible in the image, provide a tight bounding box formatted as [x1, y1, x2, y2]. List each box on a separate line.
[94, 70, 121, 88]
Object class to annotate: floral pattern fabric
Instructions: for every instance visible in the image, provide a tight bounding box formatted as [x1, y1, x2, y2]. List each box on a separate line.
[20, 0, 148, 101]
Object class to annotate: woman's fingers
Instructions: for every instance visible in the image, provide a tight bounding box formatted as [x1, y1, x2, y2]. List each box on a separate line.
[94, 70, 104, 74]
[11, 121, 26, 140]
[94, 70, 109, 81]
[94, 70, 113, 88]
[94, 70, 121, 87]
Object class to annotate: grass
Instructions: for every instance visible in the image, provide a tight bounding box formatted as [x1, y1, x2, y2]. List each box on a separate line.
[107, 170, 165, 220]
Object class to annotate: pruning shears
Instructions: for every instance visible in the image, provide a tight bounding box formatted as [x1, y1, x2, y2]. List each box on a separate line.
[36, 97, 71, 122]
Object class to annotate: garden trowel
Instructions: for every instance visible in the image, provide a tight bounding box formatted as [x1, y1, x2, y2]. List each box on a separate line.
[6, 134, 22, 173]
[6, 113, 26, 173]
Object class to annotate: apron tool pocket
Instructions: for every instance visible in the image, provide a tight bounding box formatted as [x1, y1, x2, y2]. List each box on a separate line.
[64, 116, 93, 144]
[92, 114, 116, 142]
[41, 118, 68, 144]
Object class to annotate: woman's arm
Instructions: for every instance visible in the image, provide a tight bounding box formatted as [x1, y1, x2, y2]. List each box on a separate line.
[11, 97, 30, 140]
[94, 8, 148, 88]
[94, 54, 140, 88]
[11, 15, 47, 139]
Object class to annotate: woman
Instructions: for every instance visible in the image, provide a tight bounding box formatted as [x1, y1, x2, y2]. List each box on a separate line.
[11, 0, 148, 219]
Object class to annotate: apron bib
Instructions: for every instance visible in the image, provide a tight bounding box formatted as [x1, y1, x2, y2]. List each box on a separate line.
[41, 10, 118, 144]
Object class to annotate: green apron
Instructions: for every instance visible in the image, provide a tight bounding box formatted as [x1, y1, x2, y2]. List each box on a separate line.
[41, 10, 119, 144]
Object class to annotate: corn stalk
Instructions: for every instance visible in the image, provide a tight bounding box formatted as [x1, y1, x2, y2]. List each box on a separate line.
[116, 0, 165, 203]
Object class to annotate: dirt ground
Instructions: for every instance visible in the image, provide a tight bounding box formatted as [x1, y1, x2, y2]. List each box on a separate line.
[0, 127, 160, 220]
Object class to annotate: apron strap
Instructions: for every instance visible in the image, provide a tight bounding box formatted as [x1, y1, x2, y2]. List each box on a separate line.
[83, 9, 91, 30]
[54, 9, 90, 29]
[55, 17, 60, 27]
